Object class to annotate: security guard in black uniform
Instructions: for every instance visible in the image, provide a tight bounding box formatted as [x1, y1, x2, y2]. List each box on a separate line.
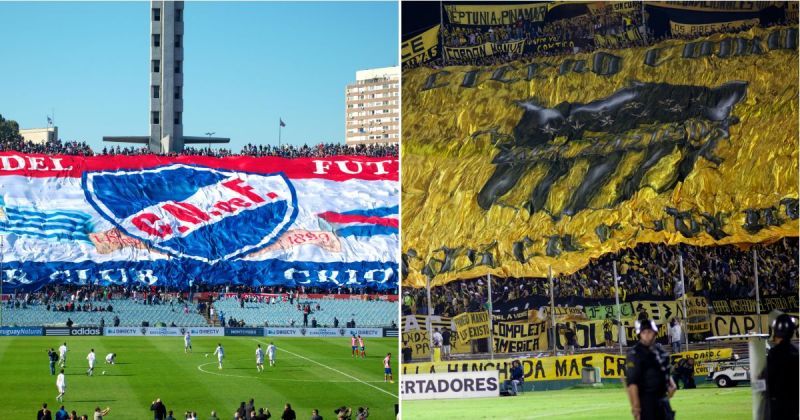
[625, 319, 677, 420]
[766, 313, 798, 420]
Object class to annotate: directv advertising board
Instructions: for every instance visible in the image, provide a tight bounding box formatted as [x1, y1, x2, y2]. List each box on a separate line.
[188, 327, 224, 336]
[104, 327, 140, 336]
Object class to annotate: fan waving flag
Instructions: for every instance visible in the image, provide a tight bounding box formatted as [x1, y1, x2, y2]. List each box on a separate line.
[317, 205, 398, 237]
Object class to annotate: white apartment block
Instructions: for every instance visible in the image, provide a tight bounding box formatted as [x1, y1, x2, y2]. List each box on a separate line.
[345, 66, 400, 145]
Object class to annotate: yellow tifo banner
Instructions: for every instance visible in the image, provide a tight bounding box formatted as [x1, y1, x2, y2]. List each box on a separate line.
[402, 24, 440, 66]
[670, 18, 760, 37]
[402, 353, 628, 381]
[453, 311, 492, 341]
[401, 26, 799, 288]
[444, 3, 548, 25]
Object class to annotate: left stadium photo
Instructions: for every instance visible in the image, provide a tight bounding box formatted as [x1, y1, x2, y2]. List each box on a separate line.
[0, 2, 400, 419]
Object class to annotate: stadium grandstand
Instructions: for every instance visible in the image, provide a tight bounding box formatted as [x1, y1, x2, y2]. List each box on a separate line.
[401, 1, 797, 418]
[0, 3, 400, 418]
[0, 112, 400, 331]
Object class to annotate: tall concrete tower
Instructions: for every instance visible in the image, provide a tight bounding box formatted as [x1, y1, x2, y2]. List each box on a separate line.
[104, 1, 229, 154]
[150, 0, 184, 153]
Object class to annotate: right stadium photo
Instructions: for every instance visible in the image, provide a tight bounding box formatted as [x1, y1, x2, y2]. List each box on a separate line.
[399, 1, 798, 419]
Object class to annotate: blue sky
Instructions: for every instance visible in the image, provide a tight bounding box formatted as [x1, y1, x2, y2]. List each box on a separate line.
[0, 1, 398, 150]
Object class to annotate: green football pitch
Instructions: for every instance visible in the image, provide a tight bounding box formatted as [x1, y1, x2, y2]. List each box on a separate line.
[401, 383, 752, 419]
[0, 336, 399, 419]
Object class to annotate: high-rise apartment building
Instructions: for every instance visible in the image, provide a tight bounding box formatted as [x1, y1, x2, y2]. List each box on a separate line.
[345, 67, 399, 145]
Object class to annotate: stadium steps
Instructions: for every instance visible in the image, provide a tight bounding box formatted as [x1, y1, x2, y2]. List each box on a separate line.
[2, 300, 209, 327]
[212, 297, 396, 327]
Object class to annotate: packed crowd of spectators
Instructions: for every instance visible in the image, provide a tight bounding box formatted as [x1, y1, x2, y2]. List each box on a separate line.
[443, 21, 529, 47]
[404, 238, 799, 317]
[5, 283, 395, 311]
[97, 143, 398, 158]
[1, 130, 397, 159]
[405, 6, 796, 70]
[0, 136, 93, 156]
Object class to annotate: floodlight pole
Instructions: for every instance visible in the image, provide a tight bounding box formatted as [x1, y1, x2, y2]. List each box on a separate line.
[425, 275, 434, 362]
[487, 273, 495, 360]
[439, 1, 445, 66]
[613, 261, 623, 355]
[549, 266, 556, 355]
[753, 247, 762, 334]
[678, 253, 689, 352]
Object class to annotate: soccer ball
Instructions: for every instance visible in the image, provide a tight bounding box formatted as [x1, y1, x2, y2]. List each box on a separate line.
[102, 371, 106, 375]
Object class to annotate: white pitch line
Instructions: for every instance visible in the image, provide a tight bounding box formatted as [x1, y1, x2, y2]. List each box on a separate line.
[195, 362, 385, 383]
[252, 339, 397, 398]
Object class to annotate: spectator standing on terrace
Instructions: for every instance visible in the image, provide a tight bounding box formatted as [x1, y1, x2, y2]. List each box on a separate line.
[432, 328, 443, 348]
[441, 328, 452, 360]
[563, 324, 577, 355]
[669, 319, 682, 353]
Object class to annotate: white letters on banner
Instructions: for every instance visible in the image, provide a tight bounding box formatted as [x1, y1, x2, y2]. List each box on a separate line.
[401, 371, 500, 400]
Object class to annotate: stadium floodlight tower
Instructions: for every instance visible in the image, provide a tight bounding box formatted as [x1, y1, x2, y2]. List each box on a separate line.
[103, 1, 229, 154]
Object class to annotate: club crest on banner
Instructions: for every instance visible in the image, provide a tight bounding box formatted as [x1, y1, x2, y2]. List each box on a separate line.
[82, 164, 298, 263]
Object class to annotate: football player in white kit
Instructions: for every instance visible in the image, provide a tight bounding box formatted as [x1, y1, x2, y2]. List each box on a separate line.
[56, 369, 66, 402]
[86, 349, 96, 376]
[255, 344, 265, 372]
[267, 342, 276, 367]
[105, 353, 116, 364]
[213, 343, 224, 369]
[58, 342, 67, 367]
[184, 331, 192, 353]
